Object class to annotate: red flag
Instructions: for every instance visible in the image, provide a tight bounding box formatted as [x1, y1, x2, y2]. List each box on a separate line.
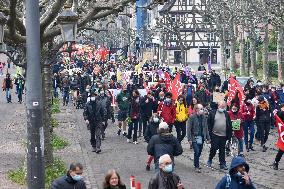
[171, 73, 182, 101]
[227, 77, 245, 107]
[275, 115, 284, 151]
[164, 72, 171, 92]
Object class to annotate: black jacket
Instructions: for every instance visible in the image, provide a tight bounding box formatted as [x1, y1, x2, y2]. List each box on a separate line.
[140, 96, 155, 119]
[50, 174, 87, 189]
[144, 121, 159, 142]
[147, 133, 183, 163]
[207, 110, 232, 140]
[83, 98, 106, 122]
[148, 171, 183, 189]
[104, 185, 126, 189]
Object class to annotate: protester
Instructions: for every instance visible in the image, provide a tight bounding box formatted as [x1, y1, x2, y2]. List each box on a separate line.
[241, 99, 255, 152]
[187, 104, 210, 172]
[52, 73, 61, 98]
[147, 122, 183, 171]
[127, 89, 140, 144]
[140, 91, 155, 136]
[116, 85, 130, 137]
[188, 97, 198, 115]
[62, 74, 71, 106]
[103, 169, 126, 189]
[207, 101, 232, 170]
[14, 73, 25, 103]
[2, 73, 13, 103]
[50, 162, 87, 189]
[175, 95, 188, 143]
[148, 154, 184, 189]
[215, 156, 256, 189]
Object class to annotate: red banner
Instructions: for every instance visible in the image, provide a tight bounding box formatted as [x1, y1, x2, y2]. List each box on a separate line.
[275, 115, 284, 151]
[171, 73, 182, 101]
[164, 72, 171, 92]
[227, 77, 245, 107]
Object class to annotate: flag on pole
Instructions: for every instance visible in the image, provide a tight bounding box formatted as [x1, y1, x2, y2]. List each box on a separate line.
[171, 73, 182, 101]
[227, 77, 245, 107]
[275, 115, 284, 151]
[164, 72, 171, 92]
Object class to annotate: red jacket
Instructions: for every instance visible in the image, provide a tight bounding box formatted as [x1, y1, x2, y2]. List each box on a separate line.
[240, 103, 255, 121]
[157, 102, 176, 125]
[228, 111, 244, 139]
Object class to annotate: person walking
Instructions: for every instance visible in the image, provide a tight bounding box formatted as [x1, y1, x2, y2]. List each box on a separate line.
[127, 90, 140, 144]
[83, 90, 106, 153]
[148, 154, 184, 189]
[2, 73, 13, 103]
[116, 85, 130, 137]
[187, 104, 210, 172]
[157, 92, 176, 133]
[140, 91, 155, 136]
[99, 88, 112, 140]
[50, 162, 87, 189]
[215, 156, 256, 189]
[14, 74, 25, 103]
[207, 101, 232, 170]
[103, 170, 126, 189]
[175, 95, 188, 143]
[241, 99, 255, 152]
[62, 74, 71, 106]
[147, 122, 183, 171]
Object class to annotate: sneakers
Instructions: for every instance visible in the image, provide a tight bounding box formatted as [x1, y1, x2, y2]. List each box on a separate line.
[133, 141, 138, 144]
[262, 145, 268, 152]
[95, 149, 101, 154]
[273, 162, 279, 170]
[123, 132, 127, 137]
[146, 165, 150, 171]
[92, 147, 96, 152]
[127, 139, 131, 143]
[206, 160, 212, 168]
[117, 129, 121, 136]
[220, 164, 228, 170]
[249, 144, 255, 151]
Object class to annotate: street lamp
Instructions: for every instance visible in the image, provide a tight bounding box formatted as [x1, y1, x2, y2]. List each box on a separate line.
[57, 4, 79, 42]
[0, 12, 7, 44]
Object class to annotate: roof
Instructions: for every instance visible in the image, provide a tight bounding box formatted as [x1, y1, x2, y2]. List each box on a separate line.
[159, 0, 176, 15]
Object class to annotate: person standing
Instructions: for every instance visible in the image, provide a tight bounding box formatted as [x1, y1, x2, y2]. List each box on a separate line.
[127, 90, 140, 144]
[175, 95, 188, 143]
[62, 74, 71, 106]
[207, 101, 232, 170]
[116, 85, 130, 137]
[83, 91, 106, 153]
[157, 92, 176, 133]
[99, 88, 112, 140]
[187, 104, 210, 172]
[148, 154, 184, 189]
[52, 73, 61, 98]
[50, 162, 87, 189]
[2, 73, 13, 103]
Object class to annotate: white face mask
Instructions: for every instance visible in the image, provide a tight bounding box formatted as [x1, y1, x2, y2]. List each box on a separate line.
[153, 117, 159, 123]
[90, 97, 96, 101]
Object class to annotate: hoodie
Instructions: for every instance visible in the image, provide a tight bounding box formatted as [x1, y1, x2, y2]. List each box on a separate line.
[215, 157, 256, 189]
[147, 133, 183, 163]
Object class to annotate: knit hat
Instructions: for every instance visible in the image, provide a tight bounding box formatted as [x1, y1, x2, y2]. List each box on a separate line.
[159, 122, 169, 130]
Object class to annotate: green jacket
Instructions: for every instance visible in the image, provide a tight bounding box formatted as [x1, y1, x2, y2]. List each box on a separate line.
[116, 91, 130, 111]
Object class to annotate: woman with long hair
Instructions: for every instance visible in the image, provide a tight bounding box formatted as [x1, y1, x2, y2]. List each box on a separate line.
[103, 170, 126, 189]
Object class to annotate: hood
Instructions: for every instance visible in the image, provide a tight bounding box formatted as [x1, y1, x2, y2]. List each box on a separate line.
[159, 133, 174, 142]
[229, 156, 249, 175]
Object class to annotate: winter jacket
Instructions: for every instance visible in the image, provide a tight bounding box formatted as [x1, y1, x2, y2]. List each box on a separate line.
[255, 106, 273, 124]
[103, 185, 126, 189]
[100, 95, 112, 120]
[186, 86, 194, 105]
[144, 121, 159, 143]
[50, 173, 87, 189]
[240, 103, 255, 122]
[83, 98, 106, 122]
[263, 92, 276, 109]
[187, 113, 210, 142]
[2, 77, 13, 90]
[116, 91, 130, 111]
[140, 96, 155, 119]
[207, 110, 232, 141]
[195, 89, 210, 106]
[228, 111, 244, 139]
[147, 133, 183, 163]
[276, 89, 284, 104]
[175, 102, 188, 122]
[157, 102, 176, 125]
[215, 156, 256, 189]
[129, 97, 140, 119]
[148, 171, 183, 189]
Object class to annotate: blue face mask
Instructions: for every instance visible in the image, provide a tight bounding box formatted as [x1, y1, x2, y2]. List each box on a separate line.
[218, 108, 224, 113]
[72, 174, 83, 181]
[163, 164, 173, 173]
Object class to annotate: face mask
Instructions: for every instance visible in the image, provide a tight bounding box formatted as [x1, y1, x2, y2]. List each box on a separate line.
[72, 174, 82, 181]
[198, 110, 204, 115]
[165, 98, 171, 103]
[232, 109, 238, 113]
[218, 108, 224, 113]
[178, 100, 183, 104]
[90, 97, 96, 101]
[246, 100, 252, 104]
[153, 117, 159, 123]
[163, 164, 173, 173]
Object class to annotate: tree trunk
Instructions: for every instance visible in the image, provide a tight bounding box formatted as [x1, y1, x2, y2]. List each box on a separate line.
[262, 22, 269, 84]
[220, 28, 226, 73]
[229, 21, 236, 73]
[42, 62, 54, 166]
[240, 28, 246, 76]
[277, 26, 284, 83]
[250, 27, 257, 77]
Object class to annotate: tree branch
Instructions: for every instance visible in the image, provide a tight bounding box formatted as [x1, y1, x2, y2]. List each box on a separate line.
[7, 0, 17, 38]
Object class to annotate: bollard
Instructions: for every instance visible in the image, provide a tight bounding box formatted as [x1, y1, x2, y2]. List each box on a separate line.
[130, 175, 135, 189]
[135, 182, 141, 189]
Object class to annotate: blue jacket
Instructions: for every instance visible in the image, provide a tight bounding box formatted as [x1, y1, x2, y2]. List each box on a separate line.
[215, 157, 256, 189]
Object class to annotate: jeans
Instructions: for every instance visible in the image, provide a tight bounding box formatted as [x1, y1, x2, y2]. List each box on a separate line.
[275, 149, 284, 163]
[89, 121, 102, 150]
[243, 120, 255, 147]
[127, 119, 139, 142]
[192, 141, 204, 168]
[209, 134, 227, 165]
[5, 88, 11, 102]
[175, 121, 187, 143]
[238, 138, 244, 154]
[63, 88, 70, 105]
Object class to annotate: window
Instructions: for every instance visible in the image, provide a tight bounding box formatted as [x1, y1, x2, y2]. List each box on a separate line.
[182, 0, 187, 5]
[189, 0, 194, 5]
[171, 15, 176, 22]
[171, 34, 178, 41]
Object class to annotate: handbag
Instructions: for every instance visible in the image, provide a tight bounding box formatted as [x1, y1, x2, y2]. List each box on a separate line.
[195, 136, 203, 145]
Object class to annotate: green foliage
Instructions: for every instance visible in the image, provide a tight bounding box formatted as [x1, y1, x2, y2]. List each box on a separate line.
[8, 167, 26, 185]
[268, 30, 277, 52]
[268, 61, 278, 78]
[52, 134, 69, 151]
[52, 98, 61, 114]
[8, 158, 67, 188]
[51, 117, 59, 128]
